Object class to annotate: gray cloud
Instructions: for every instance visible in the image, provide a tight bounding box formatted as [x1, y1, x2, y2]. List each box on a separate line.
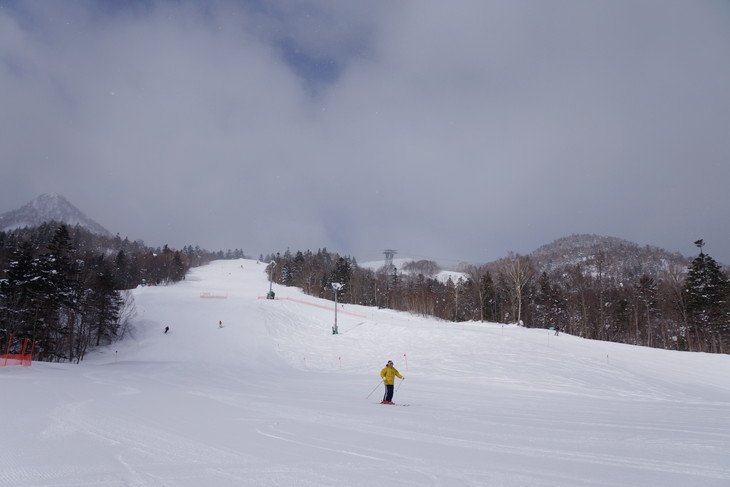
[1, 0, 729, 265]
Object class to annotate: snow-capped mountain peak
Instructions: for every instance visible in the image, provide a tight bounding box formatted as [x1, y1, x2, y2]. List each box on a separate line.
[0, 193, 111, 236]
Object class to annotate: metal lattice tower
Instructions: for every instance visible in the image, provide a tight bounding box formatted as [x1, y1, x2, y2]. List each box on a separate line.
[383, 249, 397, 272]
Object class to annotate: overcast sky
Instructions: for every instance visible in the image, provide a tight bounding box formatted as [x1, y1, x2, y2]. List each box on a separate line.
[1, 0, 729, 266]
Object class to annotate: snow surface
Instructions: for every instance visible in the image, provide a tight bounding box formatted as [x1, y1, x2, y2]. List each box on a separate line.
[434, 269, 468, 283]
[2, 259, 729, 486]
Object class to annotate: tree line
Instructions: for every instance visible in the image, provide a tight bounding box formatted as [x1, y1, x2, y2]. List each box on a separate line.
[264, 242, 730, 354]
[0, 222, 233, 363]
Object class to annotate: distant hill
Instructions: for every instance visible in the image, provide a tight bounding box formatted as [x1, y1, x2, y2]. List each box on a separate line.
[0, 193, 112, 237]
[527, 233, 691, 282]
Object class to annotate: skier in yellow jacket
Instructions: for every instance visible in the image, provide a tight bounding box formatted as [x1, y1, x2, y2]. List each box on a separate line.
[380, 360, 404, 404]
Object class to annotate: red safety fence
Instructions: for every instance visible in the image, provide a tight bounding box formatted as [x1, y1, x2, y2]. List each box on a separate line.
[258, 296, 367, 318]
[0, 334, 33, 367]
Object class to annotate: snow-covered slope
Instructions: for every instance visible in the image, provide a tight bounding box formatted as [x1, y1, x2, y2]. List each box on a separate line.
[1, 259, 729, 486]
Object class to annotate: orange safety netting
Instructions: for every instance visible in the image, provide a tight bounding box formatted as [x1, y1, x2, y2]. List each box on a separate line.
[0, 335, 33, 367]
[1, 353, 32, 366]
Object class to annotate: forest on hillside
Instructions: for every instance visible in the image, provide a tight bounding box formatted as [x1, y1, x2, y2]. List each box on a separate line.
[0, 223, 239, 363]
[264, 240, 730, 354]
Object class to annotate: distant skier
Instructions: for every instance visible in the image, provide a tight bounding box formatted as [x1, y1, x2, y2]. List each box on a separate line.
[164, 326, 169, 334]
[219, 321, 223, 328]
[554, 325, 560, 336]
[380, 360, 404, 404]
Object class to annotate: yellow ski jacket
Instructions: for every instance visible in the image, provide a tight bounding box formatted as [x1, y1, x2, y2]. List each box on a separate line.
[380, 366, 403, 385]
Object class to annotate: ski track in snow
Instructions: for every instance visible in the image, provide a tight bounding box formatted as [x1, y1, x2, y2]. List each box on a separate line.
[1, 259, 730, 487]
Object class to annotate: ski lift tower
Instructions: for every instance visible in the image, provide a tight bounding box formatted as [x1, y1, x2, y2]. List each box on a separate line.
[383, 249, 397, 273]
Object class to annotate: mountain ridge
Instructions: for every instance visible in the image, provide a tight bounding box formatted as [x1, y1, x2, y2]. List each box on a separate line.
[528, 233, 692, 275]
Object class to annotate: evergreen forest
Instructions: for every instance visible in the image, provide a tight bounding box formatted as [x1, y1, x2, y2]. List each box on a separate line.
[0, 223, 242, 363]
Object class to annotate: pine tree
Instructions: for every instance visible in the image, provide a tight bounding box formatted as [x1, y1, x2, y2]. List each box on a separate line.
[0, 241, 42, 341]
[115, 250, 133, 288]
[42, 225, 78, 308]
[36, 225, 80, 361]
[532, 272, 566, 331]
[280, 261, 295, 286]
[684, 240, 729, 352]
[636, 275, 658, 347]
[90, 263, 123, 348]
[330, 257, 353, 299]
[480, 272, 497, 322]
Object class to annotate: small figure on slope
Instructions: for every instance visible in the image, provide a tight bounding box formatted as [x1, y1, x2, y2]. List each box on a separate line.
[380, 360, 404, 404]
[164, 326, 169, 334]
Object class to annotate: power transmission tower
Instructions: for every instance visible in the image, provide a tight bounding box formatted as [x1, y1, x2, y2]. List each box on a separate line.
[383, 249, 397, 273]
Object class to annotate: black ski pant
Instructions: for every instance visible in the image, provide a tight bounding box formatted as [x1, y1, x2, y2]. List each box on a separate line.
[383, 384, 394, 402]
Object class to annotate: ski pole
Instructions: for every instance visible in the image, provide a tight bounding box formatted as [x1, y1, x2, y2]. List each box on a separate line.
[395, 377, 405, 392]
[366, 379, 384, 399]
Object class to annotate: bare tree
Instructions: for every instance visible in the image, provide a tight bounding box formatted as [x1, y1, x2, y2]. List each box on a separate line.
[508, 254, 533, 325]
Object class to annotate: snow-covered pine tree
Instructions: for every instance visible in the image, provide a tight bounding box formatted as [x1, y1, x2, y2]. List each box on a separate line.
[0, 241, 41, 345]
[684, 240, 730, 352]
[36, 224, 80, 361]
